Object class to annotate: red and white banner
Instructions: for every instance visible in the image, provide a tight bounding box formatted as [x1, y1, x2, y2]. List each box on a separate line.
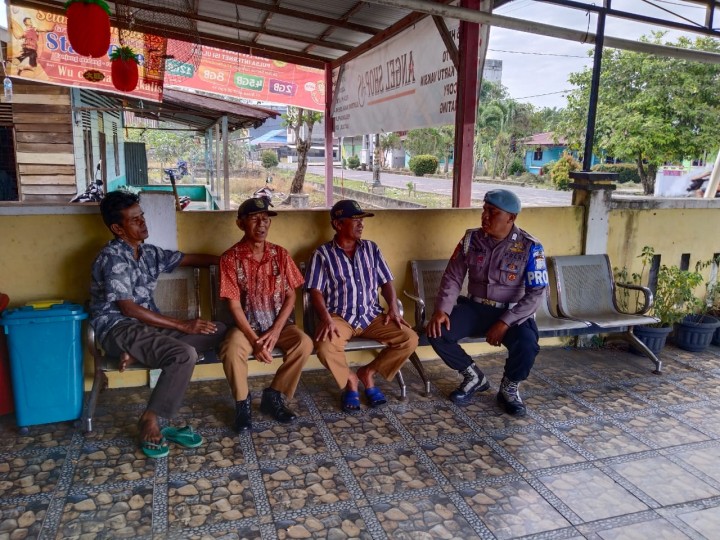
[6, 4, 163, 101]
[165, 43, 326, 111]
[332, 16, 460, 137]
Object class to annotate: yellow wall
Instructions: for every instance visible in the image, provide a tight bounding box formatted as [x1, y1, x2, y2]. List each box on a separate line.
[608, 208, 720, 274]
[0, 206, 583, 388]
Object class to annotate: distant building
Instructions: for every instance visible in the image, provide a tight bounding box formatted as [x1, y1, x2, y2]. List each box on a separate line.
[483, 59, 502, 84]
[520, 131, 602, 175]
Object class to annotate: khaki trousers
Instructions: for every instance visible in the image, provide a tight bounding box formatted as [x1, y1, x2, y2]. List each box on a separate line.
[220, 324, 312, 401]
[315, 314, 419, 388]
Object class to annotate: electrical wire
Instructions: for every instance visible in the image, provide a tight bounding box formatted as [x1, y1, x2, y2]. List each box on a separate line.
[489, 48, 589, 58]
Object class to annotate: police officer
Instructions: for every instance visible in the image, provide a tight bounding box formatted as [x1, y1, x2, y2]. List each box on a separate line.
[426, 189, 548, 416]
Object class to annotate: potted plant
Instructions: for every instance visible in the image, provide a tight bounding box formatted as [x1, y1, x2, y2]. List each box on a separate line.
[673, 256, 720, 352]
[616, 247, 704, 354]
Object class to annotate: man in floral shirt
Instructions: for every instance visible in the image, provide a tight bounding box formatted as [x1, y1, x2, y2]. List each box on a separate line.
[219, 197, 311, 432]
[90, 191, 225, 458]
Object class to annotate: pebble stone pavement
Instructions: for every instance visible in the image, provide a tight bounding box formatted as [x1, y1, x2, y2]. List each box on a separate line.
[1, 343, 720, 540]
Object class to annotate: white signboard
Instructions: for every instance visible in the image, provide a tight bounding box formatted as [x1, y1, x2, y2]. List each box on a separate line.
[332, 16, 459, 137]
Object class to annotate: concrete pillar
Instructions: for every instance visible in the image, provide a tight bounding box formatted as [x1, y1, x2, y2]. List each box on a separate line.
[569, 171, 617, 255]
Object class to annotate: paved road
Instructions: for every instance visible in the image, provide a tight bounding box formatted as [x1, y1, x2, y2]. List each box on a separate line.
[304, 165, 572, 207]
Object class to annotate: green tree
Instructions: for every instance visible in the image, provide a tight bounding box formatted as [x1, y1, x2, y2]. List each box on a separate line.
[282, 107, 323, 194]
[558, 32, 720, 194]
[380, 132, 400, 167]
[126, 130, 200, 172]
[405, 127, 442, 157]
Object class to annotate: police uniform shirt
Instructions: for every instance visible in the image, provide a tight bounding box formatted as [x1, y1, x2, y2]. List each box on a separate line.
[435, 225, 548, 327]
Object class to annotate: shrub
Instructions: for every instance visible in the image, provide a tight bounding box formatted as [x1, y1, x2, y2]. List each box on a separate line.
[550, 152, 581, 191]
[408, 154, 439, 176]
[591, 162, 640, 184]
[260, 150, 279, 169]
[540, 161, 555, 176]
[509, 157, 525, 176]
[347, 155, 361, 170]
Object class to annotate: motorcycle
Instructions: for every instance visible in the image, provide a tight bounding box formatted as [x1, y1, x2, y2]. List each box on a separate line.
[70, 161, 104, 203]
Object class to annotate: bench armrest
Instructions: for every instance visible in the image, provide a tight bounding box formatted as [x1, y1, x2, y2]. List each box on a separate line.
[616, 282, 654, 315]
[403, 290, 426, 332]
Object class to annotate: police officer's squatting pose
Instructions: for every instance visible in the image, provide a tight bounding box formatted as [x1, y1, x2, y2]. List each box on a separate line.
[426, 189, 548, 416]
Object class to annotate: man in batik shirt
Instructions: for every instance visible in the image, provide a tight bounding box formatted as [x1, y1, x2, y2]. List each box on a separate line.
[219, 197, 312, 432]
[90, 191, 225, 458]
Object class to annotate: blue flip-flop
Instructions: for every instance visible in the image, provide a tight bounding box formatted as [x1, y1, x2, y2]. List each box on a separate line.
[141, 437, 169, 459]
[341, 390, 361, 413]
[161, 425, 203, 448]
[364, 387, 387, 408]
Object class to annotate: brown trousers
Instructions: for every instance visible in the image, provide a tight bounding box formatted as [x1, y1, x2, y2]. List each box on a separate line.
[315, 314, 419, 389]
[220, 324, 312, 401]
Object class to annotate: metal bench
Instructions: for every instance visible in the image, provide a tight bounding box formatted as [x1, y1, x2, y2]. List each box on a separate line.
[403, 258, 613, 395]
[550, 254, 661, 373]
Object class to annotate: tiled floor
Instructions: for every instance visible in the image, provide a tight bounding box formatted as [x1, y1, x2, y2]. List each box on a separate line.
[2, 343, 720, 539]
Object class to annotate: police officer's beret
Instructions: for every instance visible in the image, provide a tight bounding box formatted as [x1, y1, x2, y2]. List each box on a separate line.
[484, 189, 521, 214]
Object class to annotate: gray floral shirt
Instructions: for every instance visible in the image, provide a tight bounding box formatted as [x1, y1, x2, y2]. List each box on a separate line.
[90, 239, 184, 345]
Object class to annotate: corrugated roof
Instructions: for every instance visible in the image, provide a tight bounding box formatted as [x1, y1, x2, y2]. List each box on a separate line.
[520, 132, 567, 146]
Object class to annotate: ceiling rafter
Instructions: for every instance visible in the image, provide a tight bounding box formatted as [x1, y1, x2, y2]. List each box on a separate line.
[229, 0, 381, 35]
[113, 0, 354, 53]
[304, 1, 368, 54]
[253, 0, 280, 44]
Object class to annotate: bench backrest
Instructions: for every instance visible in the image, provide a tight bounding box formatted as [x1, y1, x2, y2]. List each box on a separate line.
[551, 254, 617, 319]
[155, 267, 201, 320]
[209, 264, 235, 326]
[409, 259, 462, 326]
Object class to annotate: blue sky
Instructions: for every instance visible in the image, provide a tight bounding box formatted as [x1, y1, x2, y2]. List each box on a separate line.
[1, 0, 713, 109]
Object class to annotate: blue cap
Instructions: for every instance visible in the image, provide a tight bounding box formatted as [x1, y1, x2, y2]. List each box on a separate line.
[330, 200, 374, 220]
[484, 189, 521, 214]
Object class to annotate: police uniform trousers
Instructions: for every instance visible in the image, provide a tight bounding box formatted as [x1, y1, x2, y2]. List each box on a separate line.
[220, 324, 312, 401]
[103, 320, 227, 418]
[428, 298, 539, 382]
[315, 314, 419, 389]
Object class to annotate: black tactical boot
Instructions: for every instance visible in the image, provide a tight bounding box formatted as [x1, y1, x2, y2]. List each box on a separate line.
[234, 393, 252, 432]
[449, 364, 490, 403]
[260, 388, 297, 423]
[497, 376, 526, 416]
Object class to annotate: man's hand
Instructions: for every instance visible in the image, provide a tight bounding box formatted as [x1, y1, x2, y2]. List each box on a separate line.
[177, 319, 218, 335]
[315, 318, 341, 342]
[426, 311, 450, 338]
[382, 305, 410, 328]
[256, 326, 282, 353]
[485, 320, 509, 347]
[252, 341, 275, 364]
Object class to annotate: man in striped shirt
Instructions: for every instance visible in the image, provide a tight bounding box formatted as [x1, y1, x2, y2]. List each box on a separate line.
[305, 200, 419, 413]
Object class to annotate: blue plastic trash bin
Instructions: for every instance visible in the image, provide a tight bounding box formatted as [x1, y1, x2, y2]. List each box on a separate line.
[0, 302, 87, 429]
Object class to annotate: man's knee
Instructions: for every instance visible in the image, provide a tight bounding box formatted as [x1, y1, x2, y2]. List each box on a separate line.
[297, 333, 313, 357]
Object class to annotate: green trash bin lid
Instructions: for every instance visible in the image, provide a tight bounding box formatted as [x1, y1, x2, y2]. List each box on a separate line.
[0, 302, 88, 326]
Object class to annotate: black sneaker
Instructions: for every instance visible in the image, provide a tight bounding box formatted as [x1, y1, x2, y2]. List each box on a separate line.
[449, 364, 490, 403]
[260, 388, 297, 423]
[497, 376, 526, 416]
[234, 393, 252, 432]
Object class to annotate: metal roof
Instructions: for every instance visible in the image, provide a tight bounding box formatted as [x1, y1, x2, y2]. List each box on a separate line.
[15, 0, 720, 72]
[126, 87, 279, 131]
[17, 0, 428, 69]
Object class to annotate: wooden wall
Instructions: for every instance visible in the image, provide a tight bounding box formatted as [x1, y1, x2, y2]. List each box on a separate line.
[12, 82, 75, 203]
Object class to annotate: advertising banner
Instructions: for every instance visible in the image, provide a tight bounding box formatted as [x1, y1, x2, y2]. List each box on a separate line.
[165, 43, 326, 111]
[6, 4, 164, 101]
[333, 16, 459, 137]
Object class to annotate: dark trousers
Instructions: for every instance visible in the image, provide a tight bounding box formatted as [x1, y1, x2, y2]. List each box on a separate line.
[103, 320, 227, 418]
[427, 298, 539, 382]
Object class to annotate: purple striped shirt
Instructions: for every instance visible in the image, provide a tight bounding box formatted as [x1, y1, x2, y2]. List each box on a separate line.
[305, 239, 393, 329]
